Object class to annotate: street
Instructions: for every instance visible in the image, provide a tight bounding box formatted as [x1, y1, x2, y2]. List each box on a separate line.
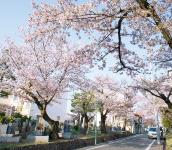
[77, 134, 163, 150]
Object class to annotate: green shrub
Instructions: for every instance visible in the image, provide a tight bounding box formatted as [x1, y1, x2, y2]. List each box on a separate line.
[0, 90, 10, 97]
[161, 108, 172, 128]
[7, 116, 15, 123]
[0, 115, 4, 123]
[0, 112, 29, 124]
[0, 112, 5, 116]
[162, 116, 172, 128]
[166, 132, 172, 150]
[12, 112, 23, 118]
[0, 116, 8, 124]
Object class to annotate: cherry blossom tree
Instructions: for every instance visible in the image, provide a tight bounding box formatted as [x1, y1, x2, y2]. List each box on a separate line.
[133, 94, 162, 127]
[28, 0, 172, 73]
[0, 36, 88, 139]
[136, 76, 172, 109]
[0, 55, 14, 96]
[71, 91, 95, 135]
[115, 90, 134, 131]
[90, 76, 134, 133]
[91, 76, 119, 133]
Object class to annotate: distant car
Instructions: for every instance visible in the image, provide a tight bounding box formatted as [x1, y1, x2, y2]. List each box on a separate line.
[148, 127, 157, 139]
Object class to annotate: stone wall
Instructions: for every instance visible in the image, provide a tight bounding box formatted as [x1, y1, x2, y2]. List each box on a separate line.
[1, 132, 132, 150]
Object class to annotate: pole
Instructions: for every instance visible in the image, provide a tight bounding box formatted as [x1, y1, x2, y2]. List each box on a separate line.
[156, 108, 161, 144]
[95, 111, 97, 145]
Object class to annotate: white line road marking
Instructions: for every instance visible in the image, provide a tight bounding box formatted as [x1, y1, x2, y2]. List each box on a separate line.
[108, 134, 142, 144]
[85, 134, 143, 150]
[86, 145, 106, 150]
[145, 140, 155, 150]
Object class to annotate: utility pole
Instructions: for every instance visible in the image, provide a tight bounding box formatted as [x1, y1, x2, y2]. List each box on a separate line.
[94, 111, 97, 145]
[94, 100, 98, 145]
[156, 108, 161, 144]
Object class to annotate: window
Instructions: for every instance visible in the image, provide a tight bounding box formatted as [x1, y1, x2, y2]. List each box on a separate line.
[149, 128, 156, 132]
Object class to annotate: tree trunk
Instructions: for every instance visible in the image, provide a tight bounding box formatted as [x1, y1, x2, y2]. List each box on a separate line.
[83, 115, 89, 135]
[49, 121, 59, 140]
[166, 99, 172, 109]
[136, 0, 172, 49]
[28, 92, 60, 140]
[40, 104, 60, 140]
[18, 120, 23, 135]
[169, 105, 172, 109]
[79, 115, 84, 128]
[25, 117, 31, 133]
[161, 96, 172, 109]
[100, 114, 107, 134]
[123, 118, 127, 131]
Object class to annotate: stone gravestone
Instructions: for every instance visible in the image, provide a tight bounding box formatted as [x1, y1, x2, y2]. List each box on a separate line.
[0, 124, 8, 135]
[0, 124, 21, 143]
[63, 120, 73, 139]
[13, 119, 20, 135]
[26, 118, 49, 143]
[7, 123, 15, 135]
[58, 124, 63, 138]
[64, 120, 69, 133]
[30, 120, 36, 131]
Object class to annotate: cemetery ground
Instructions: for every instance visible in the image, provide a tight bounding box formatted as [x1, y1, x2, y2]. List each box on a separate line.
[0, 127, 132, 150]
[0, 110, 139, 150]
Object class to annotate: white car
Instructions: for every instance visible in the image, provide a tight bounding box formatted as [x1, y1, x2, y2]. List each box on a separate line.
[148, 127, 157, 139]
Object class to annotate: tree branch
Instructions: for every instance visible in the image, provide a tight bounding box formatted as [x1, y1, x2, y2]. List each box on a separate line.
[167, 88, 172, 99]
[136, 0, 172, 49]
[116, 11, 139, 72]
[139, 87, 162, 99]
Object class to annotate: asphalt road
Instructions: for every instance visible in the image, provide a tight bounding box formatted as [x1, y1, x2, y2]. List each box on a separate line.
[77, 134, 163, 150]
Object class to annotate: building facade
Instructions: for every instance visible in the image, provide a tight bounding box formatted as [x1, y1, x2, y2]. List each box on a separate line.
[0, 95, 70, 124]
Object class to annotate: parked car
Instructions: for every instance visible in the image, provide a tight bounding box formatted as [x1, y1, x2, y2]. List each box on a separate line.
[148, 127, 157, 139]
[147, 127, 163, 139]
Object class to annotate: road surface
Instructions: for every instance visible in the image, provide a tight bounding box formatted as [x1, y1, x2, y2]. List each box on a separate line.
[77, 134, 163, 150]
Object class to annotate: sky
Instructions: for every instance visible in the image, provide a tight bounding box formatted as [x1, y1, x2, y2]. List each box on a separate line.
[0, 1, 30, 43]
[0, 0, 56, 43]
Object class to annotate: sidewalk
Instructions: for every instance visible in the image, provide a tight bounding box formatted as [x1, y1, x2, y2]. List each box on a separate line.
[149, 141, 164, 150]
[150, 145, 163, 150]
